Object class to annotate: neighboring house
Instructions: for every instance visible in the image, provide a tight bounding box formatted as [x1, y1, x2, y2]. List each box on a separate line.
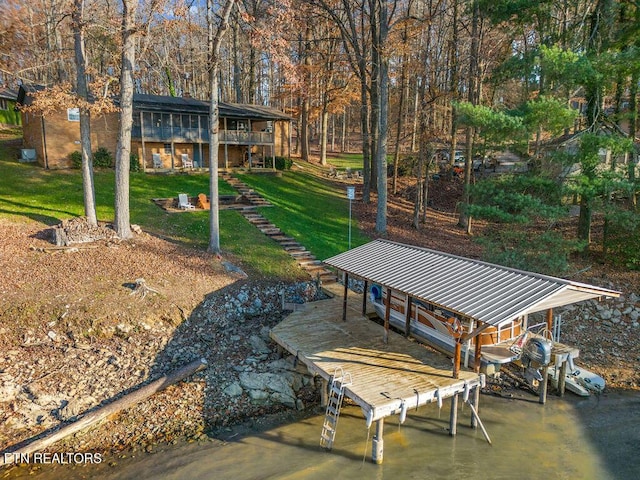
[0, 87, 21, 127]
[540, 125, 639, 179]
[17, 85, 291, 169]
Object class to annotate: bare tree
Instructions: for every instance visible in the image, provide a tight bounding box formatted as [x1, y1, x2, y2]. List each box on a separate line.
[72, 0, 97, 227]
[207, 0, 236, 254]
[113, 0, 137, 239]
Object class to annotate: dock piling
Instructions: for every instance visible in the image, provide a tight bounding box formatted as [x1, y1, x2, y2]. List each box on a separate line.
[449, 394, 458, 436]
[372, 419, 384, 464]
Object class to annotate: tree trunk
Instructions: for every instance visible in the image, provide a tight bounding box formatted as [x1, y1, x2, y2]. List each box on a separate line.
[113, 0, 136, 240]
[458, 0, 479, 231]
[360, 81, 371, 203]
[373, 0, 389, 234]
[578, 194, 592, 245]
[72, 0, 97, 228]
[207, 0, 236, 254]
[448, 0, 460, 169]
[629, 70, 638, 209]
[413, 145, 424, 230]
[300, 27, 311, 162]
[320, 102, 329, 165]
[421, 156, 430, 224]
[392, 24, 408, 195]
[232, 17, 242, 103]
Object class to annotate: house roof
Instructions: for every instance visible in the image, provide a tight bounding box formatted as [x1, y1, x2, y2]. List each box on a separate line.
[543, 122, 634, 149]
[0, 87, 18, 101]
[132, 94, 292, 120]
[324, 239, 620, 328]
[17, 85, 292, 121]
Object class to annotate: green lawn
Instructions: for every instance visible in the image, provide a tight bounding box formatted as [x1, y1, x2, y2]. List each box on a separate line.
[1, 129, 369, 277]
[238, 171, 370, 261]
[325, 153, 364, 171]
[0, 138, 302, 279]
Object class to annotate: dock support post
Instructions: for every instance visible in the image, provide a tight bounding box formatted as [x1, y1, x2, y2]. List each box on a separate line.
[362, 280, 368, 315]
[449, 394, 458, 436]
[342, 273, 349, 321]
[320, 378, 328, 407]
[546, 308, 553, 335]
[473, 338, 482, 374]
[372, 419, 384, 464]
[558, 361, 567, 397]
[453, 341, 462, 378]
[470, 386, 480, 429]
[383, 288, 391, 344]
[539, 365, 549, 404]
[404, 295, 412, 338]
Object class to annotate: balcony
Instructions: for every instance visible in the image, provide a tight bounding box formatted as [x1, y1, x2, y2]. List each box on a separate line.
[132, 126, 273, 145]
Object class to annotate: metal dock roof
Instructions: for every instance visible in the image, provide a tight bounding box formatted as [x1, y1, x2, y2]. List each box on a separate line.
[324, 240, 620, 328]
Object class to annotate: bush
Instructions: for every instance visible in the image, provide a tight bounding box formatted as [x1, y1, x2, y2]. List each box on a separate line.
[93, 147, 113, 168]
[130, 154, 141, 172]
[604, 209, 640, 270]
[266, 156, 293, 170]
[69, 147, 115, 168]
[387, 156, 418, 177]
[69, 151, 82, 169]
[477, 229, 585, 276]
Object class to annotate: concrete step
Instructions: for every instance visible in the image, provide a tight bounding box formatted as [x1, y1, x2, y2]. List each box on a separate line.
[297, 259, 321, 266]
[271, 236, 295, 242]
[319, 273, 338, 283]
[284, 245, 306, 252]
[288, 250, 311, 257]
[304, 265, 328, 273]
[295, 255, 317, 263]
[279, 241, 301, 247]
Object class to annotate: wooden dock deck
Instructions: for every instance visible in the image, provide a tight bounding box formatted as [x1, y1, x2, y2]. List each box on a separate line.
[270, 291, 483, 425]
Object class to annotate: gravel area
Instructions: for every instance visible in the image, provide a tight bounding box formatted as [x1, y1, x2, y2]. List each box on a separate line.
[0, 219, 323, 462]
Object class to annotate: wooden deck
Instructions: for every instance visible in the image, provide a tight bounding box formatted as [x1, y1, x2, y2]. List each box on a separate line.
[270, 291, 483, 423]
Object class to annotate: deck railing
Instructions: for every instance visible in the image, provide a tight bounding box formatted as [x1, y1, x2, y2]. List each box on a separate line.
[133, 126, 273, 145]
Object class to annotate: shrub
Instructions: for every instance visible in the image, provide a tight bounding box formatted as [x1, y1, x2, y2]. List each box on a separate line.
[69, 151, 82, 169]
[604, 209, 640, 270]
[93, 147, 113, 168]
[266, 156, 293, 170]
[387, 155, 418, 177]
[130, 154, 141, 172]
[477, 229, 585, 276]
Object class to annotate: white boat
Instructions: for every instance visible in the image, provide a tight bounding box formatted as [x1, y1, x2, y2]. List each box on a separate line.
[370, 286, 604, 396]
[547, 363, 606, 397]
[369, 286, 524, 367]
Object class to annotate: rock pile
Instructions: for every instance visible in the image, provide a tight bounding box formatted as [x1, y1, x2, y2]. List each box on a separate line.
[0, 281, 324, 455]
[551, 292, 640, 389]
[51, 217, 120, 246]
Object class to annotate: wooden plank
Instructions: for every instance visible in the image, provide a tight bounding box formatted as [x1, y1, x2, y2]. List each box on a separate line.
[270, 292, 482, 422]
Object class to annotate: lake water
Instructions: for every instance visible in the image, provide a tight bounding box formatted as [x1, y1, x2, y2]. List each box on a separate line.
[7, 390, 639, 480]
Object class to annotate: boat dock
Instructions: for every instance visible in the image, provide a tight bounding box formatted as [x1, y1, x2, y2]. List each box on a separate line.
[270, 289, 485, 464]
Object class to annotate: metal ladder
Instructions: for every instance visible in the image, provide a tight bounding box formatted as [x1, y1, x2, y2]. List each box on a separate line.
[320, 367, 352, 450]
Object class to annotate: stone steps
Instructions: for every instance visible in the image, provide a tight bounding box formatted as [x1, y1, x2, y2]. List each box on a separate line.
[224, 172, 337, 285]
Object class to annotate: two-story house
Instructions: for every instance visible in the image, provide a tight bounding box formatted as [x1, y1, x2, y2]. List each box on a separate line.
[17, 85, 291, 170]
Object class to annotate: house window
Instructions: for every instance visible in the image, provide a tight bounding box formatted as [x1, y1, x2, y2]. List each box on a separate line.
[0, 99, 7, 110]
[228, 119, 246, 131]
[164, 144, 172, 154]
[67, 108, 80, 122]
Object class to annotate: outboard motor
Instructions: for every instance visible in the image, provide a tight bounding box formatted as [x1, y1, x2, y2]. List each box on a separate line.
[522, 337, 552, 366]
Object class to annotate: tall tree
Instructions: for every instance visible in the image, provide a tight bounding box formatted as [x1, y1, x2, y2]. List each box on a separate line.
[72, 0, 98, 227]
[372, 0, 390, 234]
[113, 0, 137, 239]
[207, 0, 236, 254]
